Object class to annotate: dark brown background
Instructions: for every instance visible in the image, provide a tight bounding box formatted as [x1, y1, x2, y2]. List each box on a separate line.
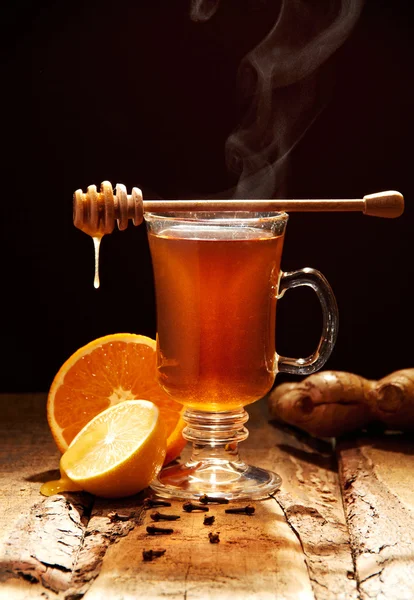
[2, 0, 413, 393]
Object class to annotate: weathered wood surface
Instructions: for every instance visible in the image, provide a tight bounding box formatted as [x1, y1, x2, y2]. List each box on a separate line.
[265, 423, 357, 600]
[0, 395, 62, 556]
[337, 435, 414, 600]
[0, 394, 413, 599]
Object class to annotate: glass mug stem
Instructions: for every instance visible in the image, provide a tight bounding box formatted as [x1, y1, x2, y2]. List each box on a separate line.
[182, 409, 249, 474]
[151, 406, 282, 500]
[145, 211, 338, 500]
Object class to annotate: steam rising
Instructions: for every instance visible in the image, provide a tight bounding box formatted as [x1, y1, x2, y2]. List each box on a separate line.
[190, 0, 365, 198]
[190, 0, 221, 22]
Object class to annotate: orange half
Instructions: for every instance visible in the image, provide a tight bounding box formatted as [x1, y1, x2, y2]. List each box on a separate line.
[47, 334, 186, 466]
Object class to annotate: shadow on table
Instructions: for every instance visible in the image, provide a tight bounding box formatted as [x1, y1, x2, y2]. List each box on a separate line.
[337, 430, 414, 455]
[25, 469, 60, 483]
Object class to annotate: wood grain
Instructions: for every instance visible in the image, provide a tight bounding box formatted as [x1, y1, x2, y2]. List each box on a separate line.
[0, 394, 59, 549]
[264, 404, 357, 600]
[337, 434, 414, 600]
[4, 394, 412, 600]
[0, 396, 327, 599]
[84, 496, 314, 600]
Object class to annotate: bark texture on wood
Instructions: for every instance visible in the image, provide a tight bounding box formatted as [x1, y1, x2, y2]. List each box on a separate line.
[1, 493, 146, 599]
[337, 435, 414, 600]
[0, 395, 145, 599]
[2, 493, 93, 593]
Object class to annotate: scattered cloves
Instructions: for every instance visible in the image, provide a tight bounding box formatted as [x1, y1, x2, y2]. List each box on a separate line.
[225, 505, 255, 515]
[144, 498, 172, 508]
[199, 494, 229, 505]
[142, 549, 166, 561]
[150, 511, 181, 522]
[146, 525, 174, 535]
[203, 515, 215, 526]
[183, 501, 209, 513]
[208, 532, 220, 544]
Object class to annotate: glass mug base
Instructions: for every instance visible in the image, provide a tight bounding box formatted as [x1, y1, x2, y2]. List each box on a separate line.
[150, 407, 282, 501]
[150, 461, 282, 501]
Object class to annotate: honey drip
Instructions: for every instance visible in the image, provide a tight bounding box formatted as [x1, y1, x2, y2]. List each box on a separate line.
[73, 183, 145, 288]
[93, 235, 103, 289]
[40, 471, 83, 496]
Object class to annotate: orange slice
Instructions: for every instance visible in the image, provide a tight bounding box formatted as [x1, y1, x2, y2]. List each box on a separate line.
[47, 334, 186, 466]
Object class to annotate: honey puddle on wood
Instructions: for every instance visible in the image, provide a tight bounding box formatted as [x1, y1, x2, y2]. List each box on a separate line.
[40, 472, 83, 496]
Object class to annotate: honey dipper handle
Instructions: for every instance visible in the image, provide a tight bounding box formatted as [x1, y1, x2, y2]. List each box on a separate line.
[363, 191, 404, 218]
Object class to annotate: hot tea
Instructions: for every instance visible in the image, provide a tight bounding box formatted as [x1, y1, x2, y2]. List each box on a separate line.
[148, 225, 284, 411]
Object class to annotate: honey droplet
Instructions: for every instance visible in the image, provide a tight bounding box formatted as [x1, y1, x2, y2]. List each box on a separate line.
[93, 235, 103, 289]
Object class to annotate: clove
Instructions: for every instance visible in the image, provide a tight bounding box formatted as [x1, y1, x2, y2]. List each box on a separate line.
[146, 525, 174, 535]
[144, 498, 172, 508]
[150, 511, 180, 522]
[225, 505, 255, 515]
[142, 549, 166, 561]
[203, 515, 215, 526]
[183, 501, 209, 513]
[199, 494, 229, 505]
[208, 532, 220, 544]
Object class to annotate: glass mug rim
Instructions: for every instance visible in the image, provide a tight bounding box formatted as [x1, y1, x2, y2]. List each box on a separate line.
[144, 211, 289, 225]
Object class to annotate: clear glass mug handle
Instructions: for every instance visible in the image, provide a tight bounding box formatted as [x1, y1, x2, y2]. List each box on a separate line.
[277, 267, 339, 375]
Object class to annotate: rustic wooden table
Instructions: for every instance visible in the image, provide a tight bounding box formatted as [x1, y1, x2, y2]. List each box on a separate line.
[1, 394, 413, 600]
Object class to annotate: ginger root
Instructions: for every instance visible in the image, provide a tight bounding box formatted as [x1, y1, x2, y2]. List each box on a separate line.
[268, 369, 414, 438]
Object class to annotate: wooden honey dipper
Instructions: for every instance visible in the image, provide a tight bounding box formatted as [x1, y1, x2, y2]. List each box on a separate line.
[73, 181, 404, 236]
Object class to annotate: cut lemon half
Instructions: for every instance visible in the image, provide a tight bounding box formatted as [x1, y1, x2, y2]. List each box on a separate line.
[42, 400, 166, 498]
[47, 334, 186, 466]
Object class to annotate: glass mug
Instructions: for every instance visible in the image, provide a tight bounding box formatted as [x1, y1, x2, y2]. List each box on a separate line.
[145, 211, 338, 500]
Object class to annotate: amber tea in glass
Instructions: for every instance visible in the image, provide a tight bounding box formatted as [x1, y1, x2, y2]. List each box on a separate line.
[145, 211, 338, 500]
